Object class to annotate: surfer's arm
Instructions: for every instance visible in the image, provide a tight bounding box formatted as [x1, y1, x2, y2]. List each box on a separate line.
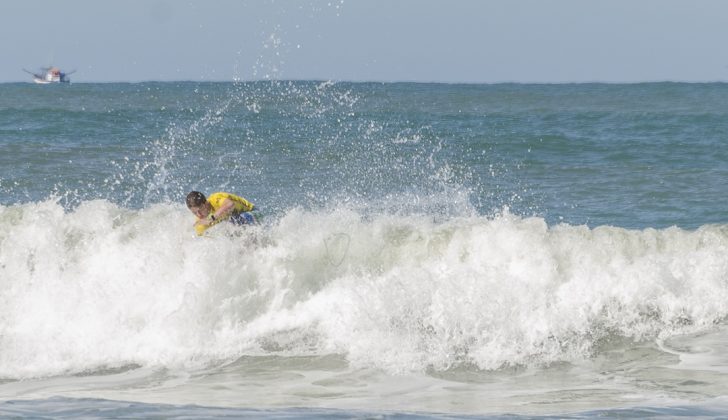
[212, 198, 236, 220]
[195, 198, 236, 227]
[192, 198, 238, 235]
[193, 208, 226, 235]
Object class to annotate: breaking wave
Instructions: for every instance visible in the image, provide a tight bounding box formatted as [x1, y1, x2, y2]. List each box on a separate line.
[2, 199, 728, 378]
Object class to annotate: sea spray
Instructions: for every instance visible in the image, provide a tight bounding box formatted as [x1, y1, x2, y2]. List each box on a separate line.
[2, 200, 728, 378]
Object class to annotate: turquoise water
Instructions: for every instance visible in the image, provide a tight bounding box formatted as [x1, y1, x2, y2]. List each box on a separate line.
[2, 81, 728, 418]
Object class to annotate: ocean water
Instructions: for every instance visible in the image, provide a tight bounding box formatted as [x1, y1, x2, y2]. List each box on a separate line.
[2, 81, 728, 418]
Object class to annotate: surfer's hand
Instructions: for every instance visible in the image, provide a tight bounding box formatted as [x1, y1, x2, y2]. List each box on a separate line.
[195, 218, 212, 227]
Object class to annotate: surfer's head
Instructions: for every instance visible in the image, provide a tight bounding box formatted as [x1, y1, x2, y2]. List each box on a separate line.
[186, 191, 210, 218]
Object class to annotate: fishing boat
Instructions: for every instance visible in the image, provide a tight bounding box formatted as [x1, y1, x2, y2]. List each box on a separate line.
[23, 66, 75, 84]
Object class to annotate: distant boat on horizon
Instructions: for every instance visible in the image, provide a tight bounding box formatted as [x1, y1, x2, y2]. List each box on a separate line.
[22, 66, 75, 84]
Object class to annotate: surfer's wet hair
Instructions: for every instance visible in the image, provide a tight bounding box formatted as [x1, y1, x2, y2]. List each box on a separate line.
[186, 191, 207, 208]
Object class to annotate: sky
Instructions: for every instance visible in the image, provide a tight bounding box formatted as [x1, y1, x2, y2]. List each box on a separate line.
[2, 0, 728, 83]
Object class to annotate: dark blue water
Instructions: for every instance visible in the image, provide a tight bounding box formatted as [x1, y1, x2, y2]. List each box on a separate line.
[3, 82, 728, 227]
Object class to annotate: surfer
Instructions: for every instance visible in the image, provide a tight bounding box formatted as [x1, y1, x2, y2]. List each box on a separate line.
[186, 191, 258, 235]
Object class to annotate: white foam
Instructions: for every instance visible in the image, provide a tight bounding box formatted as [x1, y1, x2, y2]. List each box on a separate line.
[2, 200, 728, 378]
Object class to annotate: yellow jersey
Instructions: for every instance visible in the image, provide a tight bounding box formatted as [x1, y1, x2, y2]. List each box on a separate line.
[208, 192, 255, 213]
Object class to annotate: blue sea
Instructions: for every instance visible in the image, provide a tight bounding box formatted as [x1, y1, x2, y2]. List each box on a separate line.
[2, 81, 728, 418]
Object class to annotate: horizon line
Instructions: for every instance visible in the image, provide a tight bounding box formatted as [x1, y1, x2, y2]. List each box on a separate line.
[3, 78, 728, 85]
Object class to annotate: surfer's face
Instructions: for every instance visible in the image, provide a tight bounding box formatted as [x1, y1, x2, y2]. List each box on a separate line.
[189, 204, 210, 219]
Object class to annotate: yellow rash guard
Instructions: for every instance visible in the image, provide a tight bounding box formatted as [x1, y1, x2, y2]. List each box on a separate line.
[207, 192, 255, 213]
[195, 192, 256, 236]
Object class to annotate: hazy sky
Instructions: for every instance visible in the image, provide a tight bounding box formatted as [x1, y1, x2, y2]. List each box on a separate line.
[2, 0, 727, 83]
